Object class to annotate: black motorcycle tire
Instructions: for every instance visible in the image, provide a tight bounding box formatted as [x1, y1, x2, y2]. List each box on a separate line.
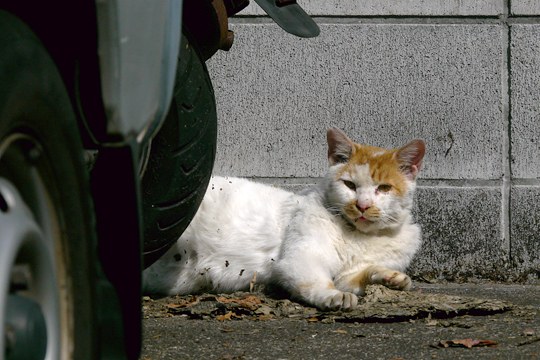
[142, 29, 217, 268]
[0, 11, 101, 359]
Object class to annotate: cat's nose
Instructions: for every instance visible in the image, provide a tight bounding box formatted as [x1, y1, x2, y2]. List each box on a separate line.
[356, 202, 371, 212]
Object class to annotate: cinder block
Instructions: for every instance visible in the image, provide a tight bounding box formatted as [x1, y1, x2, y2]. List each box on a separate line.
[510, 25, 540, 179]
[239, 0, 504, 16]
[510, 186, 540, 281]
[511, 0, 540, 15]
[209, 23, 504, 180]
[408, 186, 506, 280]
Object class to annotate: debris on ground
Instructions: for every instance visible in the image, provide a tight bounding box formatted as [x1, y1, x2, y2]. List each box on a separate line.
[437, 338, 498, 348]
[143, 284, 513, 323]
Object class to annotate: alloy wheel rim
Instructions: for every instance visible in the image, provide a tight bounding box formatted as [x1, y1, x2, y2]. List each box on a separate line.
[0, 133, 70, 359]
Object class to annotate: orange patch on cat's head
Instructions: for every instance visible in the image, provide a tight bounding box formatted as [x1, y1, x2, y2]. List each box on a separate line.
[341, 145, 409, 196]
[327, 128, 425, 193]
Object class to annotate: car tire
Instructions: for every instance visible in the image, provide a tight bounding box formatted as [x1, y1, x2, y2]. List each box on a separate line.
[141, 29, 217, 268]
[0, 11, 101, 359]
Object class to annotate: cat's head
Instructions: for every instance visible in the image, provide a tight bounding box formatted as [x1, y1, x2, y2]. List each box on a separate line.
[323, 127, 425, 234]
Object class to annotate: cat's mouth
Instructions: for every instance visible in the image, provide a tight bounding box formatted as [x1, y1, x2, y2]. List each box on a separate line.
[355, 216, 373, 223]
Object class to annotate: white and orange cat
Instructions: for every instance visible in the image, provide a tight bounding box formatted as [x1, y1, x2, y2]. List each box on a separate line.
[143, 128, 425, 311]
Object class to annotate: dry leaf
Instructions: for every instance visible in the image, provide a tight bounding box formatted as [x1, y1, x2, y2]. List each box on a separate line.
[332, 329, 348, 335]
[522, 328, 536, 336]
[439, 338, 498, 348]
[255, 305, 272, 316]
[165, 295, 199, 309]
[217, 311, 234, 321]
[217, 295, 262, 310]
[166, 303, 185, 309]
[256, 314, 274, 321]
[306, 317, 319, 322]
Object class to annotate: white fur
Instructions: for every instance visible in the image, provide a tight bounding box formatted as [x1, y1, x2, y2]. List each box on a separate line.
[144, 168, 421, 310]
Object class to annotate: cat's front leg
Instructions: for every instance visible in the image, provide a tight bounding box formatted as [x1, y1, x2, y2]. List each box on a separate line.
[335, 265, 412, 294]
[293, 282, 358, 311]
[369, 266, 412, 290]
[274, 268, 358, 311]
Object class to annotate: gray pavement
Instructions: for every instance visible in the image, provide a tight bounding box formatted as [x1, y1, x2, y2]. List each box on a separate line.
[141, 282, 539, 359]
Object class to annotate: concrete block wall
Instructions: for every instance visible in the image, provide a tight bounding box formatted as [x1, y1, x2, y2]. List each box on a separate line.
[207, 1, 540, 282]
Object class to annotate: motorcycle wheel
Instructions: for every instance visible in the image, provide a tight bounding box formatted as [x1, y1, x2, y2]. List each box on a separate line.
[0, 11, 99, 359]
[142, 29, 217, 268]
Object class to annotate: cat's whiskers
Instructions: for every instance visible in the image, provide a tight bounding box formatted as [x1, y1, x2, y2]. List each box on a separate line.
[380, 212, 400, 225]
[325, 205, 344, 217]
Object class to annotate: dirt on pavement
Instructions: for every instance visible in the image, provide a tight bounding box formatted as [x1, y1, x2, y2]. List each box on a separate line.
[141, 282, 540, 359]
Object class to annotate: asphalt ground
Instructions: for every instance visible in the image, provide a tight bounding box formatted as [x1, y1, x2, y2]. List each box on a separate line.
[141, 282, 540, 360]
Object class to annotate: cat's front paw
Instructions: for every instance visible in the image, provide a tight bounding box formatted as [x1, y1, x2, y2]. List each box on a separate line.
[371, 269, 411, 291]
[318, 290, 358, 311]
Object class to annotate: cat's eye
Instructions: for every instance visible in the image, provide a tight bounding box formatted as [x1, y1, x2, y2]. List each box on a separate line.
[377, 184, 392, 193]
[342, 180, 356, 190]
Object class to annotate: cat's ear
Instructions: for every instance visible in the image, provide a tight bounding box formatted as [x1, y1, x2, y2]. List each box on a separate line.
[327, 128, 355, 165]
[395, 140, 425, 180]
